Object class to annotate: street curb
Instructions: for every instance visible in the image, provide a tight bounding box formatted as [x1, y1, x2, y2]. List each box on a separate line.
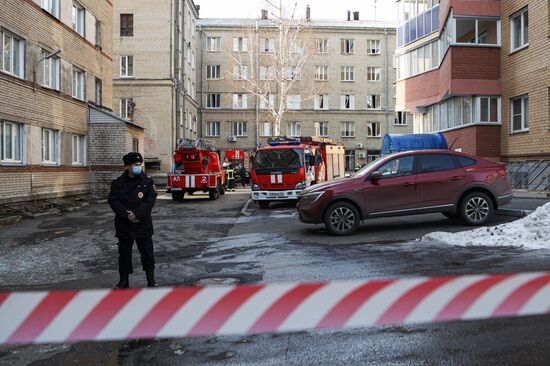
[240, 199, 252, 216]
[512, 190, 550, 199]
[496, 208, 534, 218]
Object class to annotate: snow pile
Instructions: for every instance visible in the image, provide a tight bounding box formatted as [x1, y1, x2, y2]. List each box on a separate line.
[421, 202, 550, 249]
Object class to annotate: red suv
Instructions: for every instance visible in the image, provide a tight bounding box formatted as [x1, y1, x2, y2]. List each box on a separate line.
[297, 150, 512, 236]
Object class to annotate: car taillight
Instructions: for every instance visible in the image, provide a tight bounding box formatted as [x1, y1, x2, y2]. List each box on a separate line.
[497, 168, 506, 177]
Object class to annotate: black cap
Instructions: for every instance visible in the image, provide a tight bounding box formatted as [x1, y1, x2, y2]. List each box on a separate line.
[123, 152, 143, 166]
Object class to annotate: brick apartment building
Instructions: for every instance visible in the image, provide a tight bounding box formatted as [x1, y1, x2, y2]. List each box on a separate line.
[395, 0, 549, 167]
[0, 0, 115, 203]
[112, 0, 200, 174]
[198, 10, 410, 171]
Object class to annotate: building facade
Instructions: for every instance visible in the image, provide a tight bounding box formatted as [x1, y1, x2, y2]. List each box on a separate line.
[113, 0, 200, 174]
[395, 0, 549, 166]
[0, 0, 113, 203]
[198, 14, 409, 171]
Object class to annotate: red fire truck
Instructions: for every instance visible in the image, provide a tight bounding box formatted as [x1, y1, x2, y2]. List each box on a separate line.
[167, 139, 226, 201]
[251, 136, 345, 208]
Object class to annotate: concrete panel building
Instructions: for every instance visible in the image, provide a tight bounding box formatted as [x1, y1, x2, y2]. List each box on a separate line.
[0, 0, 113, 203]
[198, 11, 408, 172]
[112, 0, 200, 174]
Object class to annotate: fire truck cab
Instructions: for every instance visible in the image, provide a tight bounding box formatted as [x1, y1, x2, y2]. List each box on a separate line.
[251, 136, 345, 208]
[167, 139, 226, 201]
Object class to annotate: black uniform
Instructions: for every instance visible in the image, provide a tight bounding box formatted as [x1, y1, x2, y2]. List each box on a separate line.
[108, 171, 157, 275]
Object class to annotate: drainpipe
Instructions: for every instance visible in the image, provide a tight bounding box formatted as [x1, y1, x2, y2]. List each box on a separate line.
[255, 20, 260, 148]
[384, 28, 389, 139]
[198, 25, 204, 139]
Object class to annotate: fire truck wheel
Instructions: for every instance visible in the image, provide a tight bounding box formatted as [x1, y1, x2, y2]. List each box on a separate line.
[324, 201, 360, 236]
[218, 181, 225, 195]
[171, 191, 185, 202]
[209, 188, 219, 200]
[258, 201, 270, 209]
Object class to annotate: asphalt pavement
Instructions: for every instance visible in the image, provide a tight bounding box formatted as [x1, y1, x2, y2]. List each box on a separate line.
[1, 189, 550, 365]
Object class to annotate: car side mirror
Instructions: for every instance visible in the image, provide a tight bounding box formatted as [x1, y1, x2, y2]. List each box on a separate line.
[344, 173, 352, 178]
[369, 171, 382, 182]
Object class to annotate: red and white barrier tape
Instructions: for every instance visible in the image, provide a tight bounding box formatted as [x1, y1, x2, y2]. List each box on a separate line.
[1, 272, 550, 345]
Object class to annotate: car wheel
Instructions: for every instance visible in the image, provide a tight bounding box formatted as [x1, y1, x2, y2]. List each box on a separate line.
[171, 191, 185, 201]
[324, 202, 360, 236]
[209, 188, 219, 200]
[218, 180, 225, 195]
[258, 200, 270, 209]
[459, 192, 494, 226]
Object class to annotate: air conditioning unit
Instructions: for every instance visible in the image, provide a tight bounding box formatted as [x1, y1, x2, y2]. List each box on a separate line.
[356, 143, 364, 149]
[358, 152, 367, 159]
[228, 136, 237, 142]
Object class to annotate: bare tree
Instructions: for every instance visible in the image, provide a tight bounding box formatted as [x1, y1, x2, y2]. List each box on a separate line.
[226, 0, 323, 141]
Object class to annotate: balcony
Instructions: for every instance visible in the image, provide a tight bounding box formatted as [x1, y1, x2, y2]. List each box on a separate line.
[397, 2, 440, 48]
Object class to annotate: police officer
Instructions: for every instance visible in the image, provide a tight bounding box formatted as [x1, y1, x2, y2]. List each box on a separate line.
[108, 152, 158, 288]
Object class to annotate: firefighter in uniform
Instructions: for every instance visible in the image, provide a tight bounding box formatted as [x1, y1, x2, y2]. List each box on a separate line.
[226, 164, 236, 191]
[108, 152, 158, 288]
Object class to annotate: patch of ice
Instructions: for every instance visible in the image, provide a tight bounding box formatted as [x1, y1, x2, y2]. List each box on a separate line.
[421, 203, 550, 249]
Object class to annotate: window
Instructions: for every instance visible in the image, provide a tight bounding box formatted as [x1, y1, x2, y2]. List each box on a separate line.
[233, 37, 248, 52]
[341, 39, 355, 54]
[315, 122, 329, 137]
[315, 39, 329, 53]
[95, 78, 102, 105]
[72, 2, 85, 37]
[314, 95, 329, 110]
[511, 8, 528, 51]
[378, 156, 414, 178]
[1, 31, 25, 78]
[287, 122, 301, 137]
[340, 94, 355, 110]
[95, 20, 102, 47]
[1, 121, 24, 163]
[315, 66, 329, 81]
[290, 39, 302, 53]
[42, 128, 59, 165]
[457, 156, 476, 167]
[367, 151, 381, 163]
[120, 14, 134, 37]
[286, 95, 301, 110]
[260, 122, 272, 137]
[232, 65, 248, 80]
[366, 95, 381, 109]
[345, 150, 355, 171]
[232, 121, 247, 137]
[367, 67, 381, 81]
[41, 0, 59, 18]
[367, 122, 381, 137]
[511, 95, 529, 132]
[206, 65, 221, 79]
[260, 65, 275, 80]
[206, 93, 220, 108]
[42, 51, 60, 90]
[207, 37, 221, 51]
[232, 94, 248, 109]
[341, 66, 355, 81]
[260, 38, 275, 52]
[285, 66, 301, 80]
[206, 122, 220, 137]
[120, 98, 134, 119]
[395, 111, 408, 125]
[120, 55, 133, 77]
[132, 138, 139, 153]
[455, 17, 499, 45]
[260, 93, 276, 109]
[191, 50, 195, 69]
[72, 67, 85, 101]
[367, 39, 381, 54]
[341, 122, 355, 137]
[477, 97, 499, 123]
[71, 134, 86, 165]
[418, 154, 457, 173]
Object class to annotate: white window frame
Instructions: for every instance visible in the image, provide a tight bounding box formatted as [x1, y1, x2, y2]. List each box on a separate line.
[259, 65, 275, 80]
[232, 94, 248, 109]
[475, 96, 501, 123]
[315, 39, 329, 53]
[510, 8, 528, 52]
[286, 95, 301, 110]
[233, 65, 248, 80]
[206, 65, 221, 80]
[510, 95, 529, 133]
[341, 39, 355, 54]
[0, 121, 25, 164]
[340, 94, 355, 110]
[287, 122, 301, 137]
[290, 39, 302, 54]
[41, 0, 60, 18]
[314, 94, 329, 110]
[394, 111, 408, 125]
[315, 122, 329, 137]
[233, 37, 248, 52]
[260, 93, 276, 110]
[260, 38, 275, 52]
[206, 93, 221, 109]
[120, 97, 134, 119]
[206, 37, 221, 52]
[366, 95, 381, 110]
[1, 31, 25, 78]
[340, 122, 355, 138]
[72, 2, 85, 37]
[367, 39, 381, 55]
[260, 122, 272, 137]
[72, 67, 85, 101]
[42, 128, 60, 165]
[454, 17, 501, 46]
[71, 134, 86, 165]
[42, 51, 60, 91]
[367, 122, 381, 137]
[206, 121, 220, 137]
[232, 121, 247, 137]
[315, 66, 329, 81]
[120, 55, 133, 78]
[285, 66, 301, 80]
[367, 67, 381, 81]
[341, 66, 355, 82]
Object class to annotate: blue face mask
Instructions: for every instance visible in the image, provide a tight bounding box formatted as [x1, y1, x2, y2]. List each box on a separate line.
[131, 166, 142, 175]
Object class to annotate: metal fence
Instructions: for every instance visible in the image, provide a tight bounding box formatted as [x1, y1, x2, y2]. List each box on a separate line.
[505, 160, 550, 192]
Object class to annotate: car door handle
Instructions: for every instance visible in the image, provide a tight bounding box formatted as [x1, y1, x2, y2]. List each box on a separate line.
[401, 182, 414, 187]
[450, 176, 463, 181]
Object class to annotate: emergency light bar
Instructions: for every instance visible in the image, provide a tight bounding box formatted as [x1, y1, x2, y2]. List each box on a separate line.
[268, 140, 301, 146]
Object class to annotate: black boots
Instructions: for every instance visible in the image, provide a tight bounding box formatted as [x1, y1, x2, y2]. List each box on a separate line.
[146, 270, 158, 287]
[115, 273, 129, 289]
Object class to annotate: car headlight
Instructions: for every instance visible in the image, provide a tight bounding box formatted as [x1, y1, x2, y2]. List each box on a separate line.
[252, 184, 260, 191]
[300, 191, 325, 202]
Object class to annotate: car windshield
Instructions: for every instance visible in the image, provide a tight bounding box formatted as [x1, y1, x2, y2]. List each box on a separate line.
[253, 148, 303, 170]
[354, 155, 391, 177]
